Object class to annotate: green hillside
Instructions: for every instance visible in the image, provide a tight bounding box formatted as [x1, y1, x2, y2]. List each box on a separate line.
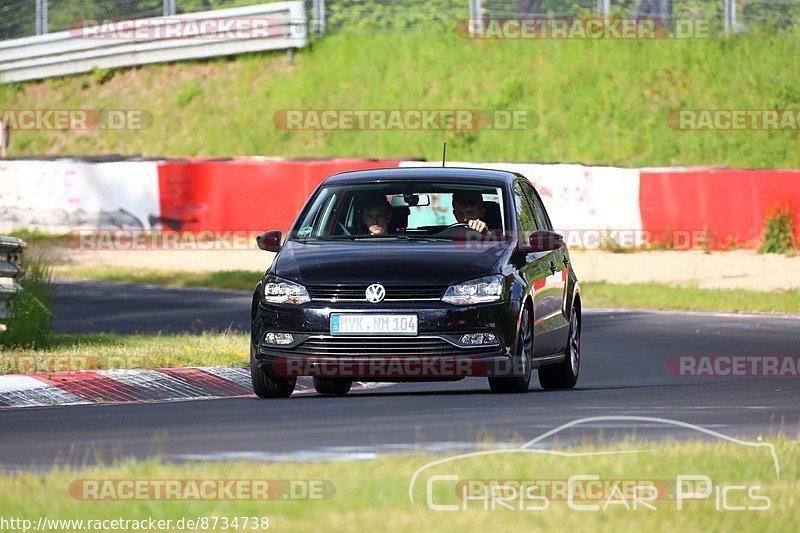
[1, 29, 799, 167]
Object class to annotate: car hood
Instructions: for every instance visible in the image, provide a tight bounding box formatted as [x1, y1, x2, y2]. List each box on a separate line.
[272, 240, 509, 286]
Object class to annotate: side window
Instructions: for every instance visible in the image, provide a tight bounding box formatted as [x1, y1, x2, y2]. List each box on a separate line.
[296, 190, 335, 236]
[513, 183, 537, 234]
[521, 181, 551, 231]
[318, 193, 340, 235]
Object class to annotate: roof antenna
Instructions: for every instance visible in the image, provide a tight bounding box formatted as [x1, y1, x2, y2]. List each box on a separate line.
[441, 142, 447, 167]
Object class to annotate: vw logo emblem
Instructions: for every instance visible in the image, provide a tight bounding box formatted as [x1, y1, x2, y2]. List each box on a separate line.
[365, 283, 385, 303]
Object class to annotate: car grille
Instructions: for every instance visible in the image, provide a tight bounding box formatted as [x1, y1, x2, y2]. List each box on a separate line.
[307, 285, 445, 301]
[270, 336, 498, 357]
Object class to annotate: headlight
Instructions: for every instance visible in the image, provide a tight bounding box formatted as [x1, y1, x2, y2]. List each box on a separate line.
[442, 275, 504, 305]
[262, 275, 310, 304]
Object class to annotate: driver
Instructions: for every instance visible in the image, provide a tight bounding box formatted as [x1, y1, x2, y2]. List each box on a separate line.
[452, 191, 488, 233]
[360, 193, 393, 236]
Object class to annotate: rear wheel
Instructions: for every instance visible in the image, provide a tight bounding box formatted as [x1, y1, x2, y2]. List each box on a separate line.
[250, 343, 296, 398]
[538, 305, 580, 390]
[488, 306, 532, 393]
[313, 378, 352, 396]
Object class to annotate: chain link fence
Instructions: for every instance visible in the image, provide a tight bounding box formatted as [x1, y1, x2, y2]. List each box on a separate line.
[310, 0, 468, 32]
[0, 1, 268, 39]
[483, 0, 800, 32]
[1, 0, 798, 40]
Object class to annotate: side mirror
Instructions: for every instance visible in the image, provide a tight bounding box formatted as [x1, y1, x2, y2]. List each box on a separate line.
[519, 230, 563, 253]
[256, 231, 282, 252]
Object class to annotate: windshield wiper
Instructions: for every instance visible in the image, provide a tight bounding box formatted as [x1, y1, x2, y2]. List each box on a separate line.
[396, 235, 451, 241]
[295, 235, 358, 242]
[299, 235, 450, 242]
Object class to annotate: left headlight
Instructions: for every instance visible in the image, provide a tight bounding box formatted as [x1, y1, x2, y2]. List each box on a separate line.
[262, 275, 310, 305]
[442, 275, 504, 305]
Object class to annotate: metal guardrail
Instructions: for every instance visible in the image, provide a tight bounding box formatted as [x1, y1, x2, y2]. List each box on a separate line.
[0, 236, 25, 332]
[0, 2, 308, 83]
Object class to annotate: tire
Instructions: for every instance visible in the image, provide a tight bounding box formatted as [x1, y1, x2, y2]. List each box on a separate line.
[538, 304, 580, 390]
[250, 343, 296, 398]
[488, 306, 532, 393]
[313, 378, 352, 396]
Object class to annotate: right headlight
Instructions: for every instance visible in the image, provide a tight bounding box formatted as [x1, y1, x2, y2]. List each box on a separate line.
[262, 275, 310, 305]
[442, 275, 504, 305]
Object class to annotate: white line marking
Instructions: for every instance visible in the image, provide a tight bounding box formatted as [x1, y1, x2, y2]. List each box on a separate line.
[0, 375, 47, 392]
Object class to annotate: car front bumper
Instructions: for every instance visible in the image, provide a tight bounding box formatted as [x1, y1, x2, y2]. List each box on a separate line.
[253, 299, 521, 379]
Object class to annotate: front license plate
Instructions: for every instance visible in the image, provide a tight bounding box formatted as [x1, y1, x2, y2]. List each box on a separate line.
[330, 314, 418, 336]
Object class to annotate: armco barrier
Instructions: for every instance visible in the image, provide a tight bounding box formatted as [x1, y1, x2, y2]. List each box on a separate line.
[0, 236, 25, 332]
[0, 2, 308, 83]
[157, 158, 402, 232]
[639, 168, 800, 248]
[2, 158, 799, 249]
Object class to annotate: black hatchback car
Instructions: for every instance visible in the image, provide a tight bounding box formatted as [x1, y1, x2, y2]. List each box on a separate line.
[250, 167, 581, 397]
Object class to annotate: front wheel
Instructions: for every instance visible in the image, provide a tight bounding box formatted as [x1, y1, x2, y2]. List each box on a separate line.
[538, 305, 580, 390]
[250, 344, 296, 398]
[488, 306, 532, 393]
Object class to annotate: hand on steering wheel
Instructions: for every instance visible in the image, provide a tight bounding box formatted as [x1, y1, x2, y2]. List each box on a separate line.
[443, 222, 469, 230]
[435, 222, 484, 239]
[445, 220, 487, 233]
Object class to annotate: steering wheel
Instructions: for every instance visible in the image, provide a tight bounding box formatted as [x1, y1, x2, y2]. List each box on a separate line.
[433, 222, 482, 238]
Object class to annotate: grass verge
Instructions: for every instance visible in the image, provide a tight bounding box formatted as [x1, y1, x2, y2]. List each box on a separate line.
[0, 331, 249, 375]
[585, 282, 800, 314]
[57, 267, 262, 292]
[0, 438, 796, 531]
[1, 29, 799, 167]
[58, 267, 800, 314]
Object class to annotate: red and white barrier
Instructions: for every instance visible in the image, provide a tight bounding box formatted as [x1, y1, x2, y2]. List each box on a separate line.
[0, 160, 160, 232]
[157, 158, 401, 233]
[640, 167, 800, 248]
[2, 158, 799, 249]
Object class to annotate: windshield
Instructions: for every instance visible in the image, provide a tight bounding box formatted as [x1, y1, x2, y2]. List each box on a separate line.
[291, 181, 506, 241]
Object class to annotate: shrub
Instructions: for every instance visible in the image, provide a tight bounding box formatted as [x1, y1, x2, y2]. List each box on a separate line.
[758, 208, 796, 254]
[1, 251, 54, 349]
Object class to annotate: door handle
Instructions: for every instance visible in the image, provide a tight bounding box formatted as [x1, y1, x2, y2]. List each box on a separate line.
[563, 257, 570, 265]
[549, 261, 556, 274]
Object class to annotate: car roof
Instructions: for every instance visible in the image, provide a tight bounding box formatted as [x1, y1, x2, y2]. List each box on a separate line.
[323, 166, 519, 186]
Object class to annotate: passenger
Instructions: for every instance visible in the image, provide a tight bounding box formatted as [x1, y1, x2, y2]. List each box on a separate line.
[360, 193, 393, 236]
[452, 191, 488, 233]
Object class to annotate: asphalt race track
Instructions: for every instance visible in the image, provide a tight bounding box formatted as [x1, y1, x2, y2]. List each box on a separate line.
[52, 280, 252, 334]
[1, 280, 798, 470]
